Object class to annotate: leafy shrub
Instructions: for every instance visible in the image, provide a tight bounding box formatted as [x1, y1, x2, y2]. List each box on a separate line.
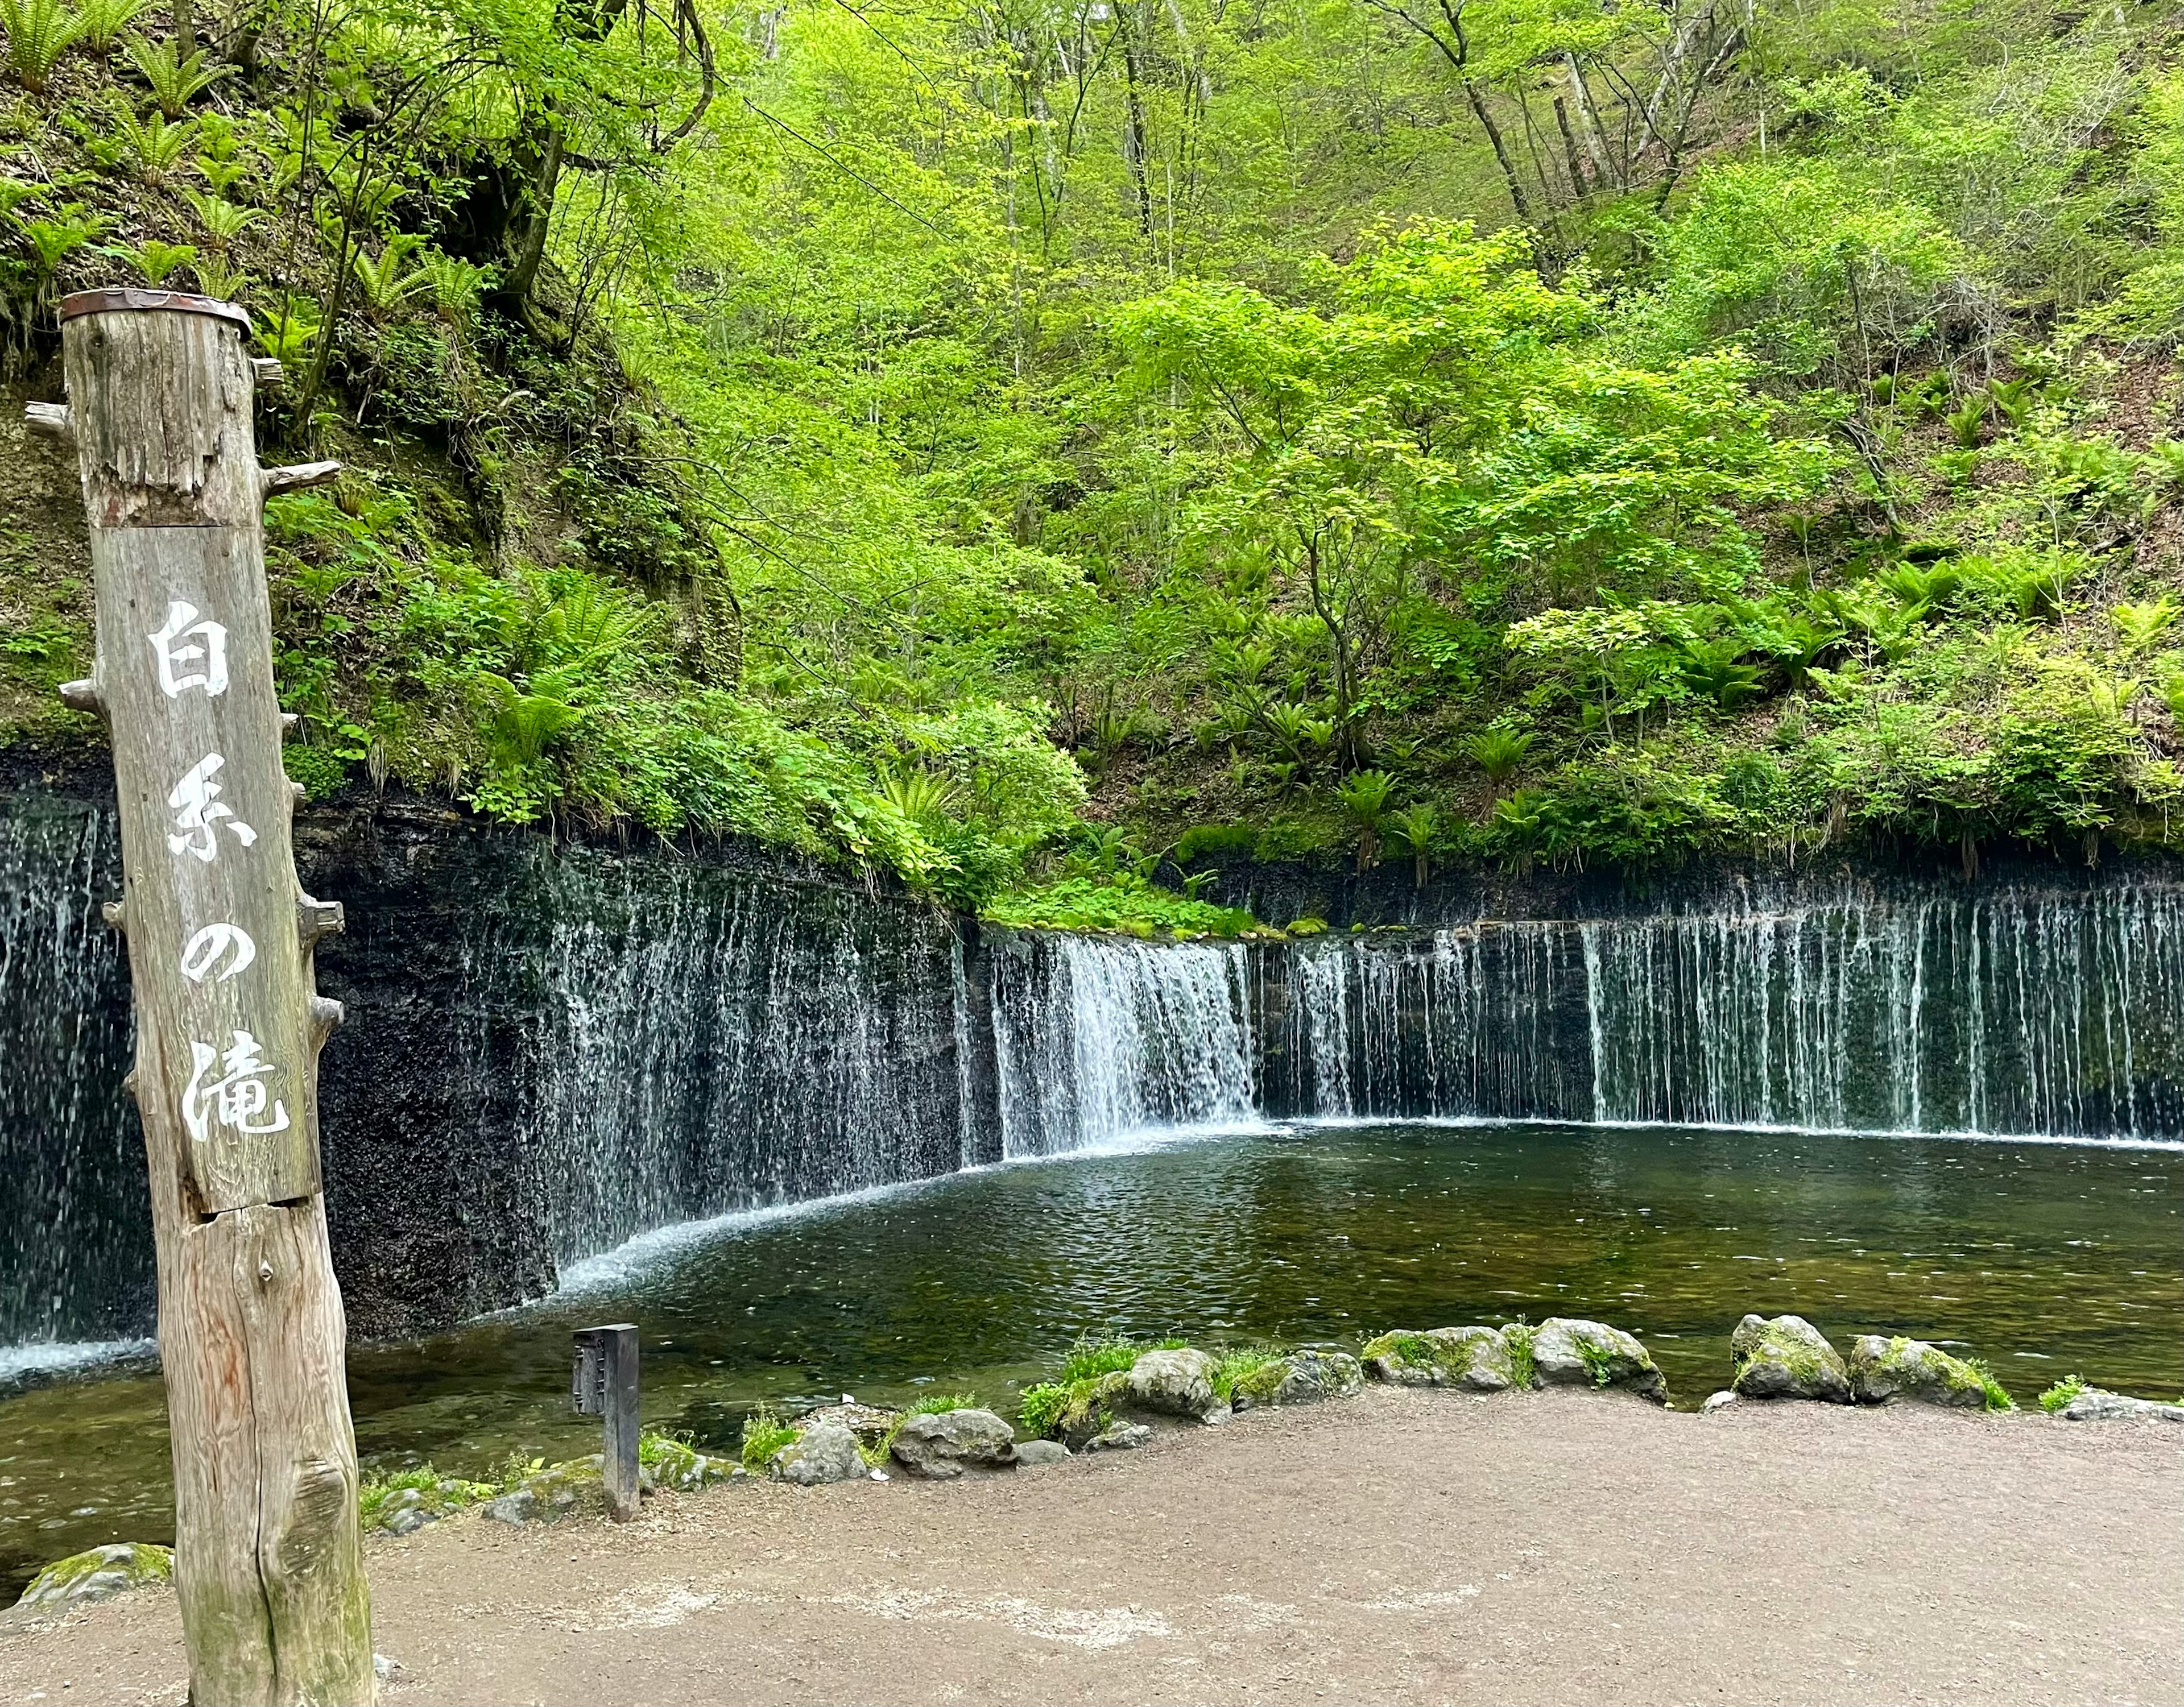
[739, 1404, 799, 1472]
[2037, 1373, 2087, 1414]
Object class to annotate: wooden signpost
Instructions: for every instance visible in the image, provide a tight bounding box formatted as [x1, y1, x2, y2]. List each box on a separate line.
[32, 289, 374, 1705]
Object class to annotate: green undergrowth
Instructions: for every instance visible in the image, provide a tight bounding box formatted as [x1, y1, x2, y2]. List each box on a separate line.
[739, 1404, 800, 1472]
[2038, 1373, 2089, 1414]
[1019, 1334, 1189, 1438]
[983, 873, 1259, 939]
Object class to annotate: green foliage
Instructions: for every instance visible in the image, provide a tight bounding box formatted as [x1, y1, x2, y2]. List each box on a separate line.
[118, 32, 228, 118]
[985, 873, 1255, 939]
[739, 1404, 799, 1472]
[0, 0, 84, 92]
[1963, 1358, 2017, 1413]
[72, 0, 138, 55]
[2037, 1373, 2088, 1414]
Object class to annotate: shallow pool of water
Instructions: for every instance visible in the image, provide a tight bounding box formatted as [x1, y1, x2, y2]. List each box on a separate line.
[2, 1120, 2178, 1595]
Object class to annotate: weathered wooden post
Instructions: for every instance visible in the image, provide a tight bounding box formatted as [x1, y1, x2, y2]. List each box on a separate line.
[31, 288, 373, 1705]
[571, 1323, 641, 1520]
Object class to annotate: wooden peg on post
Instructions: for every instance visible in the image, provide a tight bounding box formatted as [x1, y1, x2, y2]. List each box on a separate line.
[40, 288, 373, 1706]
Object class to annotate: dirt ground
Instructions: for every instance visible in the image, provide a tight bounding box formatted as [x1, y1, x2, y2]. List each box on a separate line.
[1, 1386, 2177, 1707]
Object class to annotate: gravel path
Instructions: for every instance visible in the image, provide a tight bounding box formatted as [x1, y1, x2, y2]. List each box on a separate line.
[2, 1386, 2178, 1706]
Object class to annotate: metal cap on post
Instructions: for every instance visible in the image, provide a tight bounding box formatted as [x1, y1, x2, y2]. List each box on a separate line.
[573, 1324, 641, 1521]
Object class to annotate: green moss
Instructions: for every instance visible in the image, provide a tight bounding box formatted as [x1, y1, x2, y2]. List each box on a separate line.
[1211, 1345, 1288, 1402]
[16, 1543, 174, 1607]
[740, 1403, 801, 1470]
[871, 1392, 981, 1463]
[1361, 1330, 1443, 1371]
[1018, 1381, 1072, 1439]
[2038, 1373, 2088, 1414]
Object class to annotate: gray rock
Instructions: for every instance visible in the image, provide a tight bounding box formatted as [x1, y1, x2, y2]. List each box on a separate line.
[1529, 1318, 1668, 1403]
[14, 1543, 173, 1610]
[1846, 1335, 1990, 1408]
[1732, 1315, 1852, 1403]
[1012, 1439, 1071, 1466]
[890, 1407, 1019, 1478]
[772, 1419, 867, 1486]
[1702, 1390, 1739, 1414]
[641, 1438, 735, 1493]
[382, 1506, 437, 1537]
[482, 1461, 598, 1526]
[797, 1401, 903, 1448]
[2058, 1387, 2184, 1423]
[1234, 1348, 1367, 1410]
[1362, 1327, 1515, 1391]
[1126, 1348, 1223, 1419]
[1086, 1421, 1154, 1452]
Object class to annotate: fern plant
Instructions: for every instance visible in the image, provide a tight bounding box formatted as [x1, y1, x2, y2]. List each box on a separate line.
[182, 187, 257, 246]
[875, 767, 958, 825]
[1, 0, 86, 91]
[350, 236, 428, 316]
[17, 204, 105, 276]
[1464, 727, 1535, 793]
[1384, 802, 1440, 888]
[1943, 395, 1987, 450]
[104, 100, 195, 183]
[1335, 768, 1395, 871]
[2113, 598, 2179, 654]
[254, 304, 318, 362]
[416, 249, 494, 324]
[189, 250, 244, 301]
[73, 0, 139, 54]
[120, 32, 229, 117]
[109, 237, 193, 284]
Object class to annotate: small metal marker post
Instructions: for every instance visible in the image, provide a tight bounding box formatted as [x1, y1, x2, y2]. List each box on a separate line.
[572, 1323, 641, 1520]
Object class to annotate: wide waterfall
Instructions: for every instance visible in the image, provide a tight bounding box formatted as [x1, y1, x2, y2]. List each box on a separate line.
[3, 772, 2179, 1356]
[1258, 880, 2184, 1141]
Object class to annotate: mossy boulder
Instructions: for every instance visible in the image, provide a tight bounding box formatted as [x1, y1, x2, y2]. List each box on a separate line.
[1231, 1348, 1365, 1410]
[772, 1418, 866, 1485]
[1051, 1369, 1133, 1448]
[1845, 1335, 1994, 1408]
[14, 1543, 172, 1610]
[890, 1407, 1018, 1478]
[640, 1437, 738, 1493]
[1362, 1326, 1517, 1391]
[1531, 1318, 1668, 1403]
[795, 1401, 903, 1448]
[1732, 1314, 1852, 1403]
[483, 1460, 609, 1525]
[1124, 1347, 1223, 1419]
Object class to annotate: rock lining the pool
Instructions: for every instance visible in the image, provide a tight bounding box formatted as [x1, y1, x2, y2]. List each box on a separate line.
[14, 1316, 2174, 1606]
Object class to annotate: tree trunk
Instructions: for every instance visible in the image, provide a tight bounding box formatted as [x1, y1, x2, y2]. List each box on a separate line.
[40, 291, 373, 1707]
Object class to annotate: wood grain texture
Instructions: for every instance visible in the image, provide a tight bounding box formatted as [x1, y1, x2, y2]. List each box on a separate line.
[56, 303, 375, 1706]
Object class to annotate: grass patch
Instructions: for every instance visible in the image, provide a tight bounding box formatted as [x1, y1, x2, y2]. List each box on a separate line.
[1502, 1320, 1536, 1389]
[740, 1403, 800, 1471]
[1964, 1358, 2017, 1412]
[1018, 1334, 1188, 1437]
[2038, 1374, 2088, 1414]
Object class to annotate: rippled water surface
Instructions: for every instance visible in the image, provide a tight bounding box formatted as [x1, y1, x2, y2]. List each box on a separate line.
[2, 1120, 2177, 1594]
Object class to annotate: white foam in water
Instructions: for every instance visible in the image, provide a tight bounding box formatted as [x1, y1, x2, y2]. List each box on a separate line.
[0, 1336, 155, 1382]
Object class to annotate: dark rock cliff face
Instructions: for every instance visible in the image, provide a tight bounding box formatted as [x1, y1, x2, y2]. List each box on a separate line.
[1, 763, 984, 1344]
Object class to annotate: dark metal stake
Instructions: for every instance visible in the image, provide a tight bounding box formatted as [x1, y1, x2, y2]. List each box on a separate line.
[572, 1323, 640, 1521]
